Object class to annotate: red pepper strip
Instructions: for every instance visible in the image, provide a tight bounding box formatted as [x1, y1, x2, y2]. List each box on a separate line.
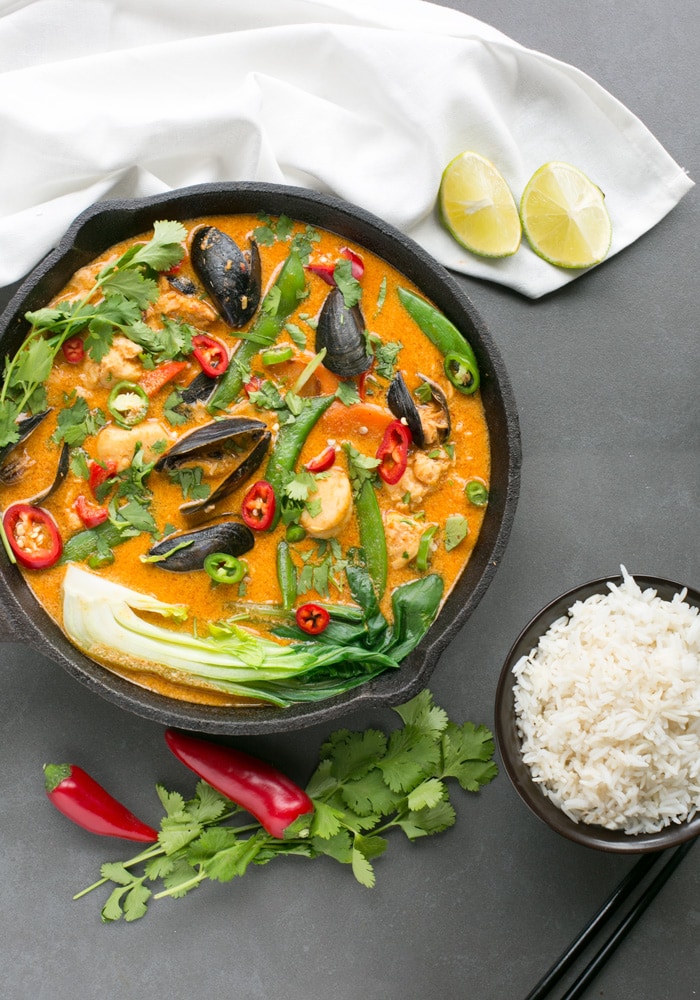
[3, 503, 62, 569]
[304, 445, 336, 473]
[244, 375, 263, 398]
[376, 419, 412, 485]
[357, 358, 375, 401]
[241, 480, 276, 531]
[306, 246, 365, 285]
[164, 730, 315, 840]
[88, 459, 117, 498]
[74, 494, 109, 529]
[139, 360, 188, 398]
[295, 602, 330, 635]
[192, 334, 229, 378]
[43, 763, 158, 842]
[62, 335, 85, 364]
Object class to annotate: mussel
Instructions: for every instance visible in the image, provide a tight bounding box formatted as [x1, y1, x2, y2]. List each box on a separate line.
[0, 409, 50, 485]
[190, 226, 262, 328]
[25, 442, 70, 505]
[387, 372, 451, 449]
[315, 287, 372, 377]
[167, 274, 197, 296]
[174, 370, 219, 413]
[145, 520, 254, 572]
[154, 417, 271, 515]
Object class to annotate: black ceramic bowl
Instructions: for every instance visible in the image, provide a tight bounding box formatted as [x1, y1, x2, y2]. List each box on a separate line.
[0, 182, 520, 734]
[495, 574, 700, 853]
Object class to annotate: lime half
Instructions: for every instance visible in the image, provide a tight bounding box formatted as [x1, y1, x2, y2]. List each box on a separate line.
[520, 161, 612, 269]
[439, 151, 521, 258]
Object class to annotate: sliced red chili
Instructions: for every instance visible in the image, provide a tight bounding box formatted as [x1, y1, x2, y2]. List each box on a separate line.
[139, 360, 188, 398]
[192, 334, 229, 377]
[357, 360, 374, 401]
[376, 419, 412, 485]
[244, 375, 263, 398]
[295, 602, 330, 635]
[88, 459, 117, 498]
[304, 446, 336, 473]
[3, 503, 62, 569]
[44, 763, 158, 842]
[241, 480, 276, 531]
[74, 494, 109, 529]
[62, 335, 85, 364]
[306, 246, 365, 285]
[164, 730, 315, 840]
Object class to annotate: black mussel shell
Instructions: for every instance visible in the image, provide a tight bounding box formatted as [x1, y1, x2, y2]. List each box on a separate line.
[146, 520, 254, 572]
[190, 226, 261, 328]
[387, 372, 451, 449]
[154, 417, 271, 515]
[0, 409, 51, 483]
[167, 274, 197, 295]
[315, 287, 372, 377]
[177, 370, 218, 409]
[25, 442, 70, 505]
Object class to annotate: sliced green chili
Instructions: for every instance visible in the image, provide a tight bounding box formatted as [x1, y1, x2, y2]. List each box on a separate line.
[397, 286, 480, 394]
[465, 479, 489, 507]
[276, 540, 297, 610]
[107, 381, 149, 428]
[262, 344, 294, 366]
[285, 523, 306, 543]
[203, 552, 247, 585]
[355, 479, 387, 599]
[416, 524, 438, 572]
[209, 251, 307, 412]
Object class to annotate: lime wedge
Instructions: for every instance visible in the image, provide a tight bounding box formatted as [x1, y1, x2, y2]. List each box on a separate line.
[438, 151, 521, 258]
[520, 161, 612, 268]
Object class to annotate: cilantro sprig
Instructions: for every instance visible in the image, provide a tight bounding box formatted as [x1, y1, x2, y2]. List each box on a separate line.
[72, 690, 497, 922]
[0, 220, 186, 449]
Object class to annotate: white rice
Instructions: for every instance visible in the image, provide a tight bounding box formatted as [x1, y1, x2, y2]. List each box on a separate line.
[512, 567, 700, 834]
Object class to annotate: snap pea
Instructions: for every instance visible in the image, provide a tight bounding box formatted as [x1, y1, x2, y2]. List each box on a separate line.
[264, 394, 336, 529]
[209, 251, 306, 412]
[397, 286, 480, 394]
[355, 479, 387, 600]
[276, 540, 297, 610]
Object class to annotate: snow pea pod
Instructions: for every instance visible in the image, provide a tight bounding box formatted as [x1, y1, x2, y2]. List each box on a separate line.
[209, 251, 307, 412]
[264, 394, 335, 529]
[397, 286, 480, 394]
[354, 479, 387, 600]
[276, 539, 297, 610]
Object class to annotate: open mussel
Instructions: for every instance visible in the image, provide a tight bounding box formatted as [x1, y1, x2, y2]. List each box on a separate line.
[190, 226, 262, 328]
[25, 442, 70, 505]
[315, 287, 372, 377]
[145, 519, 254, 572]
[387, 372, 451, 449]
[154, 417, 271, 515]
[0, 409, 51, 485]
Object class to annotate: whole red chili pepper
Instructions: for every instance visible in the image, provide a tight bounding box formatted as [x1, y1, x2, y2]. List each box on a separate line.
[164, 730, 315, 840]
[376, 419, 412, 485]
[43, 763, 158, 842]
[241, 480, 276, 531]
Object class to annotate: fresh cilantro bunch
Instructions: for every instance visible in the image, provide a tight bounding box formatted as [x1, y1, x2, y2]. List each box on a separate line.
[73, 690, 497, 923]
[0, 220, 186, 449]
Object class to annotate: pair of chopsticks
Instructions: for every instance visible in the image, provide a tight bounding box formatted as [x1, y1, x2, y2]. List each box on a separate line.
[524, 836, 698, 1000]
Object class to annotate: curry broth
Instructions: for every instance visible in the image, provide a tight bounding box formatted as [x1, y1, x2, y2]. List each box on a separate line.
[1, 214, 489, 706]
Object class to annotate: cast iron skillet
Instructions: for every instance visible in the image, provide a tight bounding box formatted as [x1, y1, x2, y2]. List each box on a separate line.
[0, 182, 521, 733]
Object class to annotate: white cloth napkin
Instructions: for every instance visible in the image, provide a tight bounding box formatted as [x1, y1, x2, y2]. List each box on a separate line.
[0, 0, 692, 297]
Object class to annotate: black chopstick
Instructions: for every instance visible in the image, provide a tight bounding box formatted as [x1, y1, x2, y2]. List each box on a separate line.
[524, 837, 697, 1000]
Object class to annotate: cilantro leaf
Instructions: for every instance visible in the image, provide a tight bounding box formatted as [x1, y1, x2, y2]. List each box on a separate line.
[444, 514, 468, 551]
[341, 769, 403, 818]
[370, 337, 403, 380]
[52, 395, 105, 447]
[335, 379, 361, 407]
[394, 689, 449, 740]
[320, 728, 388, 782]
[397, 799, 457, 839]
[407, 777, 446, 811]
[168, 466, 211, 502]
[342, 442, 380, 496]
[333, 258, 362, 308]
[377, 726, 441, 794]
[441, 722, 498, 791]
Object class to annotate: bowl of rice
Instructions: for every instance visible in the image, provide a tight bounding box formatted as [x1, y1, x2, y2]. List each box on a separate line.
[495, 568, 700, 852]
